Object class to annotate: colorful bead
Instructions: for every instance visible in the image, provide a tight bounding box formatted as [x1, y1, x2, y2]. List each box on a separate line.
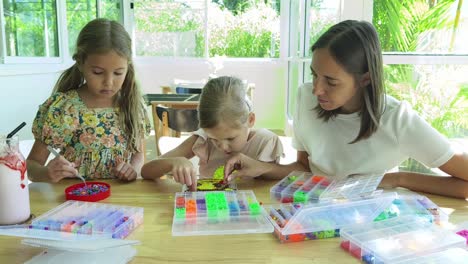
[68, 183, 109, 196]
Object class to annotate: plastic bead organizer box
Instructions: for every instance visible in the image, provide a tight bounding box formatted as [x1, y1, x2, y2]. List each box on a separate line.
[0, 201, 144, 241]
[270, 171, 384, 203]
[172, 190, 273, 236]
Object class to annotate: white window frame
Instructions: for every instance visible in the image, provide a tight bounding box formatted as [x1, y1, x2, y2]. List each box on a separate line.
[0, 0, 127, 67]
[288, 0, 468, 98]
[0, 0, 67, 65]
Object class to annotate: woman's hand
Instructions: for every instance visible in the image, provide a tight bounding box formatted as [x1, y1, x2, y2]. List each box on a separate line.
[224, 153, 266, 182]
[171, 157, 197, 191]
[46, 156, 79, 183]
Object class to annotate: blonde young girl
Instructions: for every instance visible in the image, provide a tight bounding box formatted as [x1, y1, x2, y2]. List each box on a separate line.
[27, 18, 150, 182]
[141, 76, 283, 191]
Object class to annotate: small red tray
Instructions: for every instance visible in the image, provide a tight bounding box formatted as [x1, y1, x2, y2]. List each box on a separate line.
[65, 181, 111, 202]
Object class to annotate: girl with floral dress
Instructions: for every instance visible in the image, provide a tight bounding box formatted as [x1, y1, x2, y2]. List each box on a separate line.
[27, 18, 150, 182]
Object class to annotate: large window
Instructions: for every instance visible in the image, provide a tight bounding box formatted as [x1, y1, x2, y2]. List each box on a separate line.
[66, 0, 123, 54]
[133, 0, 280, 58]
[0, 0, 123, 62]
[288, 0, 468, 137]
[2, 0, 59, 57]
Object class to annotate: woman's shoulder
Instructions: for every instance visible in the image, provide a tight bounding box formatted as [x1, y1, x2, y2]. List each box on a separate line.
[383, 95, 417, 117]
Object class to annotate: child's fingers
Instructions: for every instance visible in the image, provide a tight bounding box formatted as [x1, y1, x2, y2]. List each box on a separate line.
[120, 166, 137, 181]
[182, 167, 193, 187]
[224, 154, 243, 181]
[48, 165, 78, 182]
[185, 168, 197, 191]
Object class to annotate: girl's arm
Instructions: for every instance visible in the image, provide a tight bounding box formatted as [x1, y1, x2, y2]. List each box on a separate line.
[26, 140, 77, 182]
[381, 152, 468, 199]
[129, 141, 145, 176]
[141, 135, 198, 180]
[224, 151, 310, 181]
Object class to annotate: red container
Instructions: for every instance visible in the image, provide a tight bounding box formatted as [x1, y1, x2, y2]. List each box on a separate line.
[65, 181, 111, 202]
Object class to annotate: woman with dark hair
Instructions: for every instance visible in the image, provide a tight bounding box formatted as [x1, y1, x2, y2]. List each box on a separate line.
[224, 20, 468, 199]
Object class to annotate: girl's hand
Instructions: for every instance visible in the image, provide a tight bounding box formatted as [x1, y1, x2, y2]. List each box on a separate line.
[171, 157, 197, 191]
[46, 156, 79, 183]
[113, 162, 138, 181]
[224, 153, 265, 182]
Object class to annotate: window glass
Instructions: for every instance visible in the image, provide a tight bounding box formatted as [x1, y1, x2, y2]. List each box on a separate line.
[287, 0, 340, 118]
[385, 64, 468, 138]
[374, 0, 468, 54]
[66, 0, 122, 54]
[208, 0, 280, 58]
[133, 0, 280, 58]
[134, 0, 206, 57]
[3, 0, 59, 57]
[306, 0, 340, 57]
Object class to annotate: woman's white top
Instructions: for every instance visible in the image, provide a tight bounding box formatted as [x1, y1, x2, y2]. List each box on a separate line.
[292, 83, 454, 179]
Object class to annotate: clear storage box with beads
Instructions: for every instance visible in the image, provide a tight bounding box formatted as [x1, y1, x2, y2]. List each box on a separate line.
[30, 200, 143, 239]
[264, 193, 396, 243]
[339, 216, 466, 263]
[394, 248, 468, 264]
[270, 171, 384, 203]
[172, 190, 273, 236]
[374, 194, 448, 224]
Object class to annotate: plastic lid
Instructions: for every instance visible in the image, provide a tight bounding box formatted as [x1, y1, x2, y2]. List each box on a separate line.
[266, 192, 397, 236]
[340, 216, 466, 263]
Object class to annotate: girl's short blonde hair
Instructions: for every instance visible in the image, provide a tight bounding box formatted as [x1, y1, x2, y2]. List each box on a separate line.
[198, 76, 252, 129]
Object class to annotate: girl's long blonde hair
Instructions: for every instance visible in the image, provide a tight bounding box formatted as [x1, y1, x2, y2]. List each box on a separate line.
[53, 18, 146, 152]
[198, 76, 252, 129]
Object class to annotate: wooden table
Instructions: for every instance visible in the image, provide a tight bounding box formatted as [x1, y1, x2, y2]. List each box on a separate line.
[1, 179, 467, 263]
[144, 94, 200, 156]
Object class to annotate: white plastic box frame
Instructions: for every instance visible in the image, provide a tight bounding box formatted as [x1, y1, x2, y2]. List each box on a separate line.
[374, 194, 449, 225]
[172, 190, 273, 236]
[339, 216, 466, 263]
[270, 171, 384, 203]
[394, 248, 468, 264]
[31, 200, 144, 239]
[264, 193, 397, 243]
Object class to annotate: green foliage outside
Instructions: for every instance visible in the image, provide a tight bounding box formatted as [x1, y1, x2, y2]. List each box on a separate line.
[134, 0, 279, 58]
[3, 0, 466, 142]
[3, 0, 59, 57]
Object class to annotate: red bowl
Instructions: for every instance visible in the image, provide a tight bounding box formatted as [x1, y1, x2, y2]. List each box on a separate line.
[65, 181, 111, 202]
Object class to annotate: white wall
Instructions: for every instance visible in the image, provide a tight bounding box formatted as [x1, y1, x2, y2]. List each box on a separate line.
[135, 58, 288, 130]
[0, 71, 60, 140]
[0, 59, 288, 140]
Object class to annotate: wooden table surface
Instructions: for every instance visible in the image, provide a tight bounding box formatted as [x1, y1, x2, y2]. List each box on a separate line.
[0, 178, 467, 264]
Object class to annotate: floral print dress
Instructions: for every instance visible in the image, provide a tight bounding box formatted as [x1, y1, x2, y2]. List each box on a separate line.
[32, 90, 150, 179]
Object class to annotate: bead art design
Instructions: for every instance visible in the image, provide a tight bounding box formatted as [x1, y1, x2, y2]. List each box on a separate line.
[195, 179, 236, 192]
